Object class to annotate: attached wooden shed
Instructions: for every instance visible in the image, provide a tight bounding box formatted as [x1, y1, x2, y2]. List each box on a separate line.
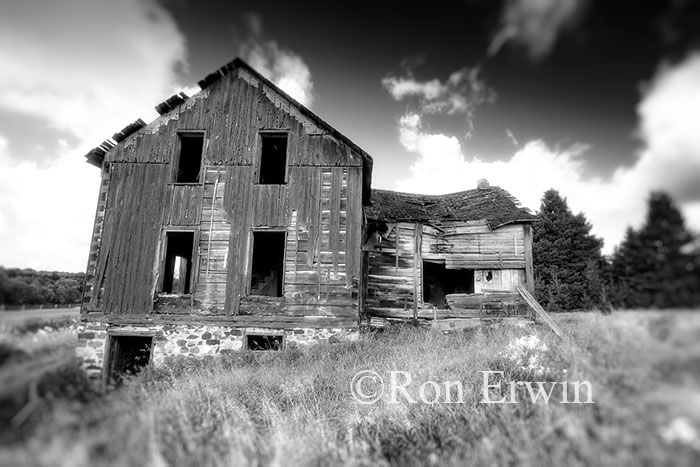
[362, 184, 538, 327]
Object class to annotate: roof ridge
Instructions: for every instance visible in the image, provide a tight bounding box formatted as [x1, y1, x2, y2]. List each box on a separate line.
[84, 57, 373, 172]
[366, 186, 536, 228]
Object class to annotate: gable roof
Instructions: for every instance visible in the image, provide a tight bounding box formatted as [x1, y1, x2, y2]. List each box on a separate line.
[365, 187, 537, 228]
[83, 58, 373, 179]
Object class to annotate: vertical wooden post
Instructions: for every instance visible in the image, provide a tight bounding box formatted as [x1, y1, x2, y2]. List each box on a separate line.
[412, 223, 421, 321]
[360, 250, 369, 324]
[394, 227, 399, 272]
[523, 224, 535, 293]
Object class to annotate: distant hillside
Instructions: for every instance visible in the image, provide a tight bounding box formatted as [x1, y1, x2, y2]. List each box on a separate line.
[0, 267, 85, 306]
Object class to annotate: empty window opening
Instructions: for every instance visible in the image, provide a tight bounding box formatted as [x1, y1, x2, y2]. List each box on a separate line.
[258, 133, 287, 184]
[107, 335, 153, 386]
[250, 231, 285, 297]
[162, 232, 194, 294]
[423, 262, 474, 308]
[175, 133, 203, 183]
[247, 334, 284, 351]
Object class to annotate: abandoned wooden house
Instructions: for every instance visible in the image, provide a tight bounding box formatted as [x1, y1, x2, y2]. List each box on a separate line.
[362, 186, 537, 330]
[76, 58, 538, 385]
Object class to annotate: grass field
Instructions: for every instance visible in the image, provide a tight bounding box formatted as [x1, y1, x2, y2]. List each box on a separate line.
[1, 311, 700, 466]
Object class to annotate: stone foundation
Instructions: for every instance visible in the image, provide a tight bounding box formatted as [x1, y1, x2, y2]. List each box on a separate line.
[75, 323, 358, 386]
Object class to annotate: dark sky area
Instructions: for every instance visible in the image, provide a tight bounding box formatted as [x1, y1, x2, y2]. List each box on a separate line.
[163, 0, 699, 183]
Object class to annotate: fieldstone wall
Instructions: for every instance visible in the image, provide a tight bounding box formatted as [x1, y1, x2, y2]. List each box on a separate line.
[285, 327, 358, 347]
[75, 322, 358, 386]
[75, 322, 109, 383]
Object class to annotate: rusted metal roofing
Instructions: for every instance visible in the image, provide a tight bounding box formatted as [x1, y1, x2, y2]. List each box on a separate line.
[365, 187, 537, 228]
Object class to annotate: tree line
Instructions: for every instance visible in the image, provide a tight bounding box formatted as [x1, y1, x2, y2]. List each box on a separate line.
[533, 189, 700, 311]
[0, 268, 85, 306]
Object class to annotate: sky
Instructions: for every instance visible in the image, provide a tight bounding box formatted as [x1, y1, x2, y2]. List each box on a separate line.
[0, 0, 699, 272]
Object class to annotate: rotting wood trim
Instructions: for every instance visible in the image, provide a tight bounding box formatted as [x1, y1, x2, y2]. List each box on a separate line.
[360, 250, 369, 324]
[517, 286, 566, 340]
[523, 224, 535, 292]
[81, 312, 359, 329]
[206, 171, 221, 278]
[369, 308, 482, 320]
[106, 328, 156, 337]
[412, 223, 421, 320]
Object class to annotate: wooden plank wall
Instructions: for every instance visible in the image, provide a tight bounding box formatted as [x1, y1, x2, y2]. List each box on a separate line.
[104, 71, 363, 169]
[365, 220, 531, 320]
[89, 163, 170, 314]
[422, 221, 526, 269]
[366, 223, 420, 312]
[475, 269, 526, 292]
[88, 67, 365, 327]
[225, 166, 363, 326]
[164, 185, 202, 226]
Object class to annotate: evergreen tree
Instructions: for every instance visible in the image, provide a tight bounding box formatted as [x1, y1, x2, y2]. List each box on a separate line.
[533, 189, 605, 311]
[611, 191, 698, 308]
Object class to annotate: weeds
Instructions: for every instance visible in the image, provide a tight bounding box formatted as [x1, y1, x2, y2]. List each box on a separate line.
[1, 313, 699, 466]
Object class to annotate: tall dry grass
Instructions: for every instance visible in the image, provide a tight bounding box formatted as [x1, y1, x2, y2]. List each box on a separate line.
[2, 312, 700, 466]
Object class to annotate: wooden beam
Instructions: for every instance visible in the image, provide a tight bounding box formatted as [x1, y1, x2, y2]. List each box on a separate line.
[80, 312, 358, 329]
[369, 307, 481, 320]
[516, 286, 566, 340]
[412, 223, 420, 321]
[360, 250, 369, 323]
[523, 224, 535, 292]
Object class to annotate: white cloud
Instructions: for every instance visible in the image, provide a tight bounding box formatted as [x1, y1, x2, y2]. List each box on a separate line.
[383, 67, 495, 137]
[0, 134, 98, 271]
[489, 0, 587, 60]
[383, 77, 445, 101]
[393, 53, 700, 253]
[0, 0, 187, 271]
[0, 0, 186, 140]
[237, 13, 315, 107]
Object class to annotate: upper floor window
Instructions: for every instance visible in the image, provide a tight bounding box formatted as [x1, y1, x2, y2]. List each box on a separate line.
[174, 132, 203, 183]
[258, 133, 287, 184]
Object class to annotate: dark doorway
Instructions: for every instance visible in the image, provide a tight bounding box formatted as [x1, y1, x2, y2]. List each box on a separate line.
[247, 334, 284, 351]
[422, 261, 474, 308]
[107, 335, 153, 385]
[162, 231, 194, 294]
[250, 231, 285, 297]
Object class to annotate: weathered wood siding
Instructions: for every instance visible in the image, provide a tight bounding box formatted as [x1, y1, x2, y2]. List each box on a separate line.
[226, 166, 362, 324]
[88, 163, 169, 314]
[164, 185, 202, 226]
[103, 69, 363, 168]
[194, 168, 230, 312]
[475, 269, 525, 292]
[365, 220, 531, 321]
[366, 223, 420, 312]
[85, 66, 365, 328]
[422, 221, 526, 269]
